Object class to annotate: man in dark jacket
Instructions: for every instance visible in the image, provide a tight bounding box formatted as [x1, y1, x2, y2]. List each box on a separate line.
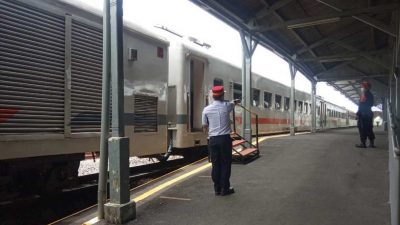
[356, 81, 375, 148]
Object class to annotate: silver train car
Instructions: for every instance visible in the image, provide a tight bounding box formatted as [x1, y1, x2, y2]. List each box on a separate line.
[0, 0, 170, 196]
[165, 34, 357, 153]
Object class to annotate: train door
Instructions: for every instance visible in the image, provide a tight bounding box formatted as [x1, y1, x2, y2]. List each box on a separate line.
[167, 86, 177, 126]
[320, 101, 327, 129]
[189, 58, 205, 132]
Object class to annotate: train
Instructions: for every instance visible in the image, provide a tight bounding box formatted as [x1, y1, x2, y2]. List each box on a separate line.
[0, 0, 357, 199]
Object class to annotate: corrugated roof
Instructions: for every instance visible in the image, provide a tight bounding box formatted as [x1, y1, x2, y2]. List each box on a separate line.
[190, 0, 398, 106]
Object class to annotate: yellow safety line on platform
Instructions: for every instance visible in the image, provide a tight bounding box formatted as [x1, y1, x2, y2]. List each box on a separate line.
[49, 157, 208, 225]
[81, 136, 270, 225]
[133, 163, 211, 202]
[160, 196, 191, 201]
[82, 217, 99, 225]
[129, 156, 208, 192]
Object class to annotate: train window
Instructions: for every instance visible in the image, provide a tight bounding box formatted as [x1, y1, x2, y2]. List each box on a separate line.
[214, 78, 223, 86]
[275, 95, 282, 110]
[233, 83, 242, 100]
[317, 106, 321, 115]
[284, 97, 290, 111]
[294, 100, 297, 111]
[327, 109, 331, 117]
[264, 92, 272, 108]
[252, 89, 260, 106]
[298, 101, 303, 113]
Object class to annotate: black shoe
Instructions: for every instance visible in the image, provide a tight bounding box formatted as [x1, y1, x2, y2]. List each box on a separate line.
[215, 192, 221, 196]
[355, 143, 366, 148]
[369, 140, 376, 148]
[221, 187, 235, 196]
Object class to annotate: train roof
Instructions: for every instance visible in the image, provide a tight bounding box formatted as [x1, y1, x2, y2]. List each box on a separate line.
[167, 35, 313, 96]
[56, 0, 169, 46]
[49, 0, 354, 113]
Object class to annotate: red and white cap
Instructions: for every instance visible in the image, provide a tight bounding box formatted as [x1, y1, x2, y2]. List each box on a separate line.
[361, 81, 371, 89]
[212, 86, 225, 97]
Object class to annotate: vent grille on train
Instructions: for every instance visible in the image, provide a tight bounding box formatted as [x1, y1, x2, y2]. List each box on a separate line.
[71, 20, 103, 133]
[0, 0, 65, 134]
[134, 95, 158, 133]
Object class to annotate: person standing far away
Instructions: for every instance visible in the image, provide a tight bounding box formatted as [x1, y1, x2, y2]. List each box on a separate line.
[202, 86, 241, 196]
[355, 80, 376, 148]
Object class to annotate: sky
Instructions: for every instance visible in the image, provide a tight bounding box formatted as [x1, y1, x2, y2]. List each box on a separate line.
[68, 0, 359, 112]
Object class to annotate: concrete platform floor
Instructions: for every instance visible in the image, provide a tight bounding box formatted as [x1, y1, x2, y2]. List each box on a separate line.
[121, 128, 390, 225]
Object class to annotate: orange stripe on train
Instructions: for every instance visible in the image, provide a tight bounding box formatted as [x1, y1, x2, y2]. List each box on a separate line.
[235, 116, 313, 125]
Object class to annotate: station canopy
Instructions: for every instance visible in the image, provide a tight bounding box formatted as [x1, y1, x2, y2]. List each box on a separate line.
[190, 0, 398, 106]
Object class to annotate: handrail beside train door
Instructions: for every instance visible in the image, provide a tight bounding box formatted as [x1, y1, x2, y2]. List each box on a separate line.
[232, 104, 259, 151]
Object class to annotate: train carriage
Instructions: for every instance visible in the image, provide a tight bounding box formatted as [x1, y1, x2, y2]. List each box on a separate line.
[165, 34, 356, 155]
[0, 0, 169, 195]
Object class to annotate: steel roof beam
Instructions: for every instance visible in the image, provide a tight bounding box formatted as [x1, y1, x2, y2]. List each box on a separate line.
[336, 84, 353, 88]
[258, 0, 346, 84]
[328, 82, 358, 104]
[297, 49, 390, 62]
[347, 64, 389, 88]
[189, 0, 315, 80]
[331, 39, 391, 70]
[315, 61, 353, 77]
[318, 74, 387, 82]
[340, 80, 360, 102]
[255, 0, 319, 82]
[297, 54, 359, 63]
[316, 0, 396, 37]
[254, 0, 295, 21]
[254, 3, 399, 32]
[328, 64, 388, 101]
[294, 24, 365, 56]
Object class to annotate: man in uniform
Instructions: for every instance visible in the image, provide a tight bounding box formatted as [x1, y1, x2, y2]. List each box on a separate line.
[356, 81, 375, 148]
[202, 86, 240, 196]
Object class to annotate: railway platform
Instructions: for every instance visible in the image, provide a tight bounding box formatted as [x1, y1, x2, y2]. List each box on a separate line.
[57, 127, 389, 225]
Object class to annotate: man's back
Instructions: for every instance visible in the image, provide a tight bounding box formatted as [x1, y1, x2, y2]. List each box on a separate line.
[202, 100, 234, 137]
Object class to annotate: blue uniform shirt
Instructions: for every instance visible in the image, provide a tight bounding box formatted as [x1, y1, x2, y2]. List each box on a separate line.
[202, 100, 234, 137]
[357, 90, 374, 118]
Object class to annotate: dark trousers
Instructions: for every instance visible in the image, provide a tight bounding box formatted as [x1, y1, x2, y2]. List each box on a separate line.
[358, 116, 375, 142]
[208, 134, 232, 192]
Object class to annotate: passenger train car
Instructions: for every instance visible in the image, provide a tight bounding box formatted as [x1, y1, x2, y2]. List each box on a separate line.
[0, 0, 357, 197]
[165, 34, 357, 151]
[0, 0, 170, 196]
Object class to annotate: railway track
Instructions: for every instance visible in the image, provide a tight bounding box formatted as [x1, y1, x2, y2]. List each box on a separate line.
[0, 153, 206, 225]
